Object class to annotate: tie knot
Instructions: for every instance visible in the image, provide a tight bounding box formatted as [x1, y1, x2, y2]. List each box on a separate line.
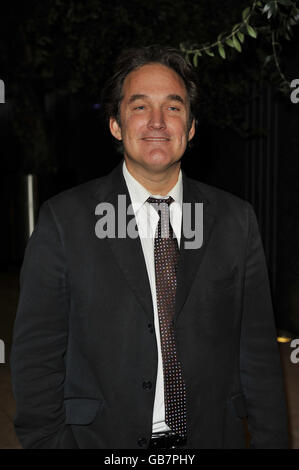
[147, 196, 174, 207]
[147, 196, 175, 239]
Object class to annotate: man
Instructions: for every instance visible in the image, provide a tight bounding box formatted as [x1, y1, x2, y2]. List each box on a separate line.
[10, 45, 289, 449]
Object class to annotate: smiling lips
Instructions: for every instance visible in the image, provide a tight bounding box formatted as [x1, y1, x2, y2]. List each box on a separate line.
[142, 137, 170, 142]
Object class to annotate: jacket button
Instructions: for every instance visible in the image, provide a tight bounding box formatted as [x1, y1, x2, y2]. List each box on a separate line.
[148, 324, 154, 333]
[137, 437, 147, 448]
[142, 381, 152, 390]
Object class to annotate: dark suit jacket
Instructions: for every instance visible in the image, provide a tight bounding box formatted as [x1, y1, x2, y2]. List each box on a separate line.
[10, 160, 289, 449]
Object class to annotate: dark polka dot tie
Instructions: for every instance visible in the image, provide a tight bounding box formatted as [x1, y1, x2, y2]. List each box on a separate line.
[147, 196, 187, 438]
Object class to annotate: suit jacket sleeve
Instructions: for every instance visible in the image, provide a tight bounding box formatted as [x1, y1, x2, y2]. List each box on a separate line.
[240, 203, 289, 449]
[10, 201, 79, 449]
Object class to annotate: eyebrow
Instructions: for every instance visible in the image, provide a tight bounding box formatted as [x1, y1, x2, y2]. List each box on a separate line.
[166, 94, 185, 105]
[128, 94, 147, 104]
[128, 93, 186, 105]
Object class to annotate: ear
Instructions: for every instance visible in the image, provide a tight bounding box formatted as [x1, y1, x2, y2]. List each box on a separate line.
[187, 119, 196, 142]
[109, 117, 122, 141]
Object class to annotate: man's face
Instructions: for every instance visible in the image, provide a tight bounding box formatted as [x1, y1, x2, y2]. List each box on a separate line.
[109, 63, 195, 174]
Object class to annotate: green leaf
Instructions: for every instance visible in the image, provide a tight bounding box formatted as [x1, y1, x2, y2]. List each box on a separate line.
[237, 31, 245, 43]
[256, 1, 263, 6]
[205, 48, 215, 57]
[262, 2, 277, 18]
[226, 38, 235, 48]
[232, 35, 242, 52]
[263, 55, 274, 67]
[239, 24, 248, 35]
[242, 7, 250, 21]
[232, 23, 241, 32]
[193, 54, 198, 67]
[218, 44, 226, 59]
[247, 24, 257, 38]
[263, 1, 278, 19]
[262, 3, 271, 13]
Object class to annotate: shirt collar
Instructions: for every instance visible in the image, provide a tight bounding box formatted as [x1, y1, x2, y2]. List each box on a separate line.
[122, 160, 182, 214]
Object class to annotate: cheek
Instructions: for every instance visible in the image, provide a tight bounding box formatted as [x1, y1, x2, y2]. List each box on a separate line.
[170, 117, 188, 134]
[123, 115, 147, 139]
[173, 123, 189, 145]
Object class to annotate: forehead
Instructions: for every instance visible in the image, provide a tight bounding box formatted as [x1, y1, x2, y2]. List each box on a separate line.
[121, 63, 188, 101]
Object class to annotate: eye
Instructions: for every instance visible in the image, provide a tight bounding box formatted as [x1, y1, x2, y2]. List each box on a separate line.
[168, 106, 180, 111]
[134, 105, 145, 110]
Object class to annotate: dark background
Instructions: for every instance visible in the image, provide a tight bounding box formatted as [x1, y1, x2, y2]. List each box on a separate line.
[0, 0, 299, 341]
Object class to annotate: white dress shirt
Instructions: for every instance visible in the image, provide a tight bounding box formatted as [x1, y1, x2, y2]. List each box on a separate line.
[122, 160, 183, 434]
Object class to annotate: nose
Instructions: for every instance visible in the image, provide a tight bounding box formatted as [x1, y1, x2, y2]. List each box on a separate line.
[147, 107, 166, 130]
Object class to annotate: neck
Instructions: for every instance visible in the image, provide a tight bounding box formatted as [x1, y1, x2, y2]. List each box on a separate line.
[124, 158, 181, 196]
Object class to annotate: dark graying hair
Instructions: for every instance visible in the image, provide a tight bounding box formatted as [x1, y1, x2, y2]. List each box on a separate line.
[101, 45, 199, 132]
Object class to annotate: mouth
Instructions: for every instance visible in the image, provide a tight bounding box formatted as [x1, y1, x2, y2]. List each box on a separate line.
[142, 137, 170, 142]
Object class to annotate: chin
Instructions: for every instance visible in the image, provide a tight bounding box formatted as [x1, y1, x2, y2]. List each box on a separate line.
[143, 153, 176, 171]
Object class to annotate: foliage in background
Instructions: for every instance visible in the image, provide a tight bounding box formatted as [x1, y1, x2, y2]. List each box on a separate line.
[181, 0, 299, 94]
[0, 0, 298, 173]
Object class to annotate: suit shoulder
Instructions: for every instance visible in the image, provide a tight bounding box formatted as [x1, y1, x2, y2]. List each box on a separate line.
[36, 175, 115, 232]
[188, 176, 251, 213]
[41, 176, 106, 213]
[185, 177, 253, 237]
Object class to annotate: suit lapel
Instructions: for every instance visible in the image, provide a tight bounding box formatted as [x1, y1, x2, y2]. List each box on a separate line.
[175, 172, 216, 320]
[94, 161, 216, 323]
[94, 161, 154, 322]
